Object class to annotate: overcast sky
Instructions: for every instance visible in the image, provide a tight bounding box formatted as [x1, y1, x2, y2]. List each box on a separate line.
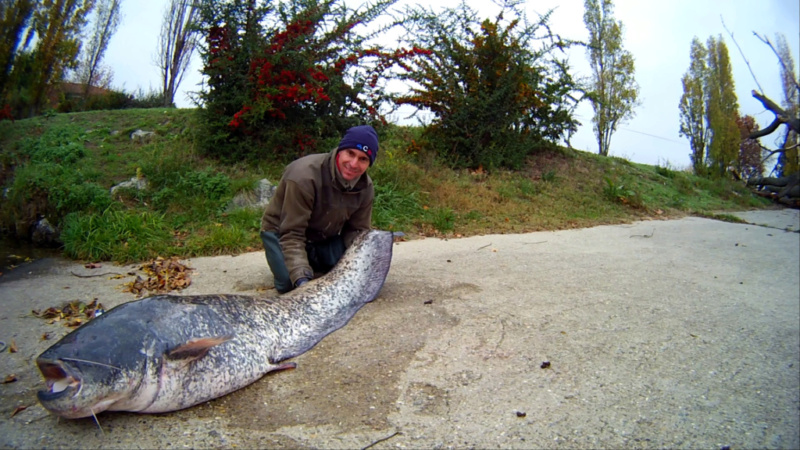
[103, 0, 799, 169]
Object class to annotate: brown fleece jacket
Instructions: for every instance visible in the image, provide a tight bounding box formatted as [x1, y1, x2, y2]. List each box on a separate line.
[260, 147, 374, 284]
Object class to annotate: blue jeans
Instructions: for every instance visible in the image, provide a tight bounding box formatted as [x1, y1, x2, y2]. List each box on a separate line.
[260, 231, 345, 294]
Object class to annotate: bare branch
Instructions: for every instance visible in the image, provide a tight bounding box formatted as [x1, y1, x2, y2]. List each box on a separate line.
[758, 144, 785, 165]
[754, 32, 800, 92]
[721, 16, 765, 95]
[80, 0, 122, 94]
[155, 0, 200, 106]
[749, 90, 800, 137]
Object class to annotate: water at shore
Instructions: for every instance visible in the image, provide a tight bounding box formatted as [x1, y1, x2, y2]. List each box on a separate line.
[0, 236, 62, 274]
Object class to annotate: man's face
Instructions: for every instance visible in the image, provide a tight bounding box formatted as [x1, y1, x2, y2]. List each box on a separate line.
[337, 148, 370, 181]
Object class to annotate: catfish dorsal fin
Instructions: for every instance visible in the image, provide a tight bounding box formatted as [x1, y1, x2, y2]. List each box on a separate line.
[166, 335, 233, 362]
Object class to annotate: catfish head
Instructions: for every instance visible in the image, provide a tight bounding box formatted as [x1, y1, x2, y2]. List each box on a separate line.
[36, 298, 231, 419]
[36, 307, 156, 419]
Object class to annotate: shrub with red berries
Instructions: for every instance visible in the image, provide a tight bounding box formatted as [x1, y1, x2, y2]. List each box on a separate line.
[196, 0, 429, 162]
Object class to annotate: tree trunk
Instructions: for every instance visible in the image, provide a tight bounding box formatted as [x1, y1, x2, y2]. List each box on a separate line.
[747, 173, 800, 208]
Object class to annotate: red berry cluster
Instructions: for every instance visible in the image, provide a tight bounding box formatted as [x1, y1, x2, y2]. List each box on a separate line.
[229, 106, 251, 128]
[292, 132, 317, 154]
[0, 104, 13, 122]
[225, 15, 433, 133]
[231, 17, 331, 125]
[363, 47, 433, 88]
[207, 26, 232, 68]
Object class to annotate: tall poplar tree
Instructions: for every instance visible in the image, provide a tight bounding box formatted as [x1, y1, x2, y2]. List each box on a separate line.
[28, 0, 96, 115]
[679, 37, 709, 175]
[0, 0, 35, 100]
[76, 0, 121, 93]
[705, 36, 739, 177]
[155, 0, 200, 107]
[775, 33, 798, 175]
[583, 0, 639, 157]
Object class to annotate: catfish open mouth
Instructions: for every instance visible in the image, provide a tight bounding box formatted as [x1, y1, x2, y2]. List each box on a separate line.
[36, 359, 80, 401]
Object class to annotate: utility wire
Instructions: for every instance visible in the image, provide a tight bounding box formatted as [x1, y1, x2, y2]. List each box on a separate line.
[619, 127, 684, 144]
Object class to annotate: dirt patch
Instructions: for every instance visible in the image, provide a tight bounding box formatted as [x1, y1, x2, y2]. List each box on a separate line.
[523, 147, 579, 180]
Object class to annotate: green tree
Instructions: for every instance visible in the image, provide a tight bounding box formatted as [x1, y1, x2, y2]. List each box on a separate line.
[196, 0, 272, 159]
[0, 0, 35, 105]
[2, 50, 38, 119]
[583, 0, 639, 157]
[705, 36, 739, 177]
[18, 0, 96, 116]
[394, 1, 578, 169]
[679, 37, 709, 175]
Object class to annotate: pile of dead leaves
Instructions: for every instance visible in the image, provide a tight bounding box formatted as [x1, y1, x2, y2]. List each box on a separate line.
[123, 256, 193, 297]
[32, 299, 105, 328]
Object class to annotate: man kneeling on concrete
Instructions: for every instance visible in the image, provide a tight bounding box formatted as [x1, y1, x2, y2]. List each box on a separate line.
[260, 125, 378, 293]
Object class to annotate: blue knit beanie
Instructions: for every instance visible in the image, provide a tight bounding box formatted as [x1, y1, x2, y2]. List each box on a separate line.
[336, 125, 379, 166]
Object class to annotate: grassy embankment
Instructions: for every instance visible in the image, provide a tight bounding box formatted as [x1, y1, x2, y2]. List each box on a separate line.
[0, 108, 771, 263]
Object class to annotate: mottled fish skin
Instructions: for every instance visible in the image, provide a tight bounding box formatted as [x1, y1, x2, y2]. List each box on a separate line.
[35, 230, 394, 419]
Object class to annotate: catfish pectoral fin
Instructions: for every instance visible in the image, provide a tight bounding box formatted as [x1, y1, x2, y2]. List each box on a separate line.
[166, 335, 233, 362]
[272, 361, 297, 372]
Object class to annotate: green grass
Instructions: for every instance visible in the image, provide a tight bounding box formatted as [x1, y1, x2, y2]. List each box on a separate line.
[0, 108, 773, 263]
[61, 209, 172, 261]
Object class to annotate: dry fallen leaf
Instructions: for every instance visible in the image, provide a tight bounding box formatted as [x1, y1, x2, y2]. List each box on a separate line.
[10, 405, 27, 418]
[123, 257, 193, 296]
[34, 300, 105, 327]
[2, 374, 18, 384]
[32, 307, 61, 319]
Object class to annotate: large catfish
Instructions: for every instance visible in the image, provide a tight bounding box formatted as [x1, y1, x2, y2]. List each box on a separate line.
[36, 230, 394, 419]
